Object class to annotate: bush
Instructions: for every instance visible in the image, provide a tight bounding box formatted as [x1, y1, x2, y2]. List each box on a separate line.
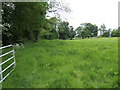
[111, 29, 120, 37]
[102, 31, 109, 37]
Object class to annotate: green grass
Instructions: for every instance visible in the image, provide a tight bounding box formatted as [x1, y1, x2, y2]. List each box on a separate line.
[2, 38, 118, 88]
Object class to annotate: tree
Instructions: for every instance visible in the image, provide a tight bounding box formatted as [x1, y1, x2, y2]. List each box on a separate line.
[108, 28, 112, 37]
[42, 17, 60, 39]
[99, 24, 107, 36]
[102, 31, 109, 37]
[2, 1, 71, 45]
[47, 0, 71, 19]
[102, 28, 112, 37]
[76, 23, 98, 39]
[111, 29, 120, 37]
[12, 2, 48, 42]
[58, 21, 70, 40]
[69, 26, 76, 40]
[2, 2, 15, 45]
[75, 26, 82, 37]
[2, 2, 48, 45]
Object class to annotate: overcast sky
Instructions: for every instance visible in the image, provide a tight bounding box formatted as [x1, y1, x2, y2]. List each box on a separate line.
[59, 0, 119, 30]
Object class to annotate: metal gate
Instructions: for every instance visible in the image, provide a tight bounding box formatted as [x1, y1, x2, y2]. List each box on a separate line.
[0, 45, 16, 83]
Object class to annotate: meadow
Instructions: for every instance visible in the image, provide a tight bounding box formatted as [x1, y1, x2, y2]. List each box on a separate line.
[2, 38, 118, 88]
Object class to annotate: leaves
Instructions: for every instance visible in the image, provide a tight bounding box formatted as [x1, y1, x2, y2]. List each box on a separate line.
[2, 2, 48, 45]
[76, 23, 98, 38]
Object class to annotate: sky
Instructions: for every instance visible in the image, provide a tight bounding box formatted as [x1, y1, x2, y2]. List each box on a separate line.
[58, 0, 119, 30]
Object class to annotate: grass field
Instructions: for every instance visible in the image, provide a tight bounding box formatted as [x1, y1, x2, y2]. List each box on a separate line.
[2, 38, 118, 88]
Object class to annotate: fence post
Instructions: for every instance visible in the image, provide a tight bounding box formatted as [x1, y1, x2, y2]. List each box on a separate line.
[12, 45, 16, 68]
[0, 65, 2, 89]
[0, 50, 2, 89]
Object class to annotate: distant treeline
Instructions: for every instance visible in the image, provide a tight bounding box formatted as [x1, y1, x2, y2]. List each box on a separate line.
[1, 2, 120, 45]
[76, 23, 120, 38]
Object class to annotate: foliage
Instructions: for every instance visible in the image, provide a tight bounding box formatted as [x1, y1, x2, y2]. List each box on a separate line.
[76, 23, 98, 39]
[2, 2, 15, 45]
[58, 21, 70, 39]
[102, 31, 109, 37]
[2, 2, 48, 45]
[111, 29, 120, 37]
[99, 24, 107, 33]
[69, 26, 76, 40]
[42, 17, 60, 39]
[47, 0, 71, 19]
[57, 21, 76, 40]
[2, 1, 72, 45]
[75, 26, 82, 37]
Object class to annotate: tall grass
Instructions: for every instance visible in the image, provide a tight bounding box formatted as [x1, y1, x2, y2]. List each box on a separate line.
[2, 38, 118, 88]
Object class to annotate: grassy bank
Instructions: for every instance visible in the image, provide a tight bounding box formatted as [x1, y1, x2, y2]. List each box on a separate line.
[2, 38, 118, 88]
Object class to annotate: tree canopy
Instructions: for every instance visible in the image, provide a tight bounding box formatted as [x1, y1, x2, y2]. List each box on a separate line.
[76, 23, 98, 39]
[2, 2, 48, 45]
